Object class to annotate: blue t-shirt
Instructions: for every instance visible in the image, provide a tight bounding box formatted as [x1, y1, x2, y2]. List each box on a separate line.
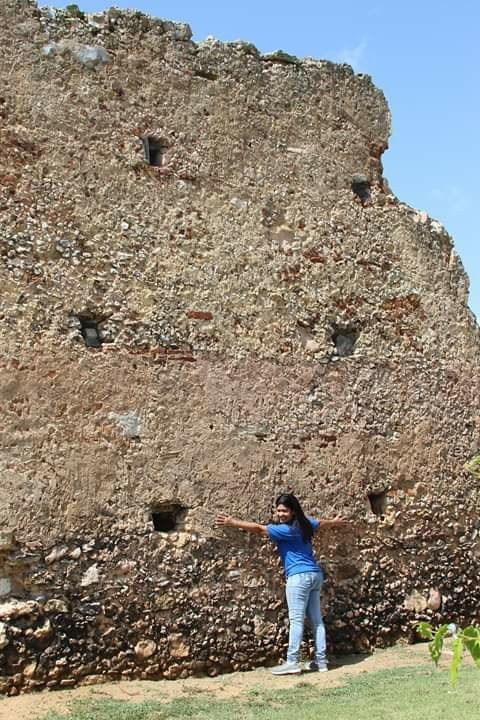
[266, 517, 321, 578]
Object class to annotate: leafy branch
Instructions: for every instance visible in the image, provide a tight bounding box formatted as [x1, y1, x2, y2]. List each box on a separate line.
[416, 622, 480, 686]
[464, 454, 480, 478]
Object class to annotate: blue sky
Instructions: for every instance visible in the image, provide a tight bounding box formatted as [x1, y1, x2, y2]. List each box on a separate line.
[49, 1, 479, 320]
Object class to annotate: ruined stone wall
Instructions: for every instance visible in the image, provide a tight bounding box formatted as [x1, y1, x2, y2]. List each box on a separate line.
[0, 0, 479, 695]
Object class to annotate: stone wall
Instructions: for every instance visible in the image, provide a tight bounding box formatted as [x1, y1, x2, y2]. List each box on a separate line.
[0, 1, 479, 694]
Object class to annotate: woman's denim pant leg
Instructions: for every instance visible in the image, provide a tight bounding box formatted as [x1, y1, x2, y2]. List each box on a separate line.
[285, 571, 326, 665]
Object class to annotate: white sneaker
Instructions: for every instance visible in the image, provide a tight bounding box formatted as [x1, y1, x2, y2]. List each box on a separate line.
[271, 661, 302, 675]
[304, 661, 328, 672]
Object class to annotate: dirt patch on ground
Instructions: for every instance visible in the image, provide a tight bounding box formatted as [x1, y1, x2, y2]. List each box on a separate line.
[0, 643, 450, 720]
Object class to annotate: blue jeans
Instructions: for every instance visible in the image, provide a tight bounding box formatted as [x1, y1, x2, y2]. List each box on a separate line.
[285, 571, 326, 665]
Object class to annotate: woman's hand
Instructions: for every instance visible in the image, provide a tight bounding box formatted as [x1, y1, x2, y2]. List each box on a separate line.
[215, 514, 235, 528]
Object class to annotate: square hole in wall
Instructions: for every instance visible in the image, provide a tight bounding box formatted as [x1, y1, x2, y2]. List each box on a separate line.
[368, 490, 388, 518]
[141, 136, 168, 167]
[79, 317, 101, 348]
[331, 324, 359, 357]
[351, 175, 371, 203]
[151, 503, 184, 532]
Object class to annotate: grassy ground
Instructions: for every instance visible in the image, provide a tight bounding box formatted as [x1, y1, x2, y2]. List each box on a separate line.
[39, 665, 479, 720]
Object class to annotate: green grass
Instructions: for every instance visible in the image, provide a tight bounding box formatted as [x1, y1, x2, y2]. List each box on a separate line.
[39, 699, 165, 720]
[39, 665, 480, 720]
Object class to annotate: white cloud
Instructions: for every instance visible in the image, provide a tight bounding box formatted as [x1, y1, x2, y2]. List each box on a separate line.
[335, 38, 368, 72]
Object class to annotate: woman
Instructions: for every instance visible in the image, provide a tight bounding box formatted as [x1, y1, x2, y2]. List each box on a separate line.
[216, 493, 347, 675]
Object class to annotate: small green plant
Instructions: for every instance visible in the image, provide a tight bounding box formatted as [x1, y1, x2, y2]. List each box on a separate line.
[416, 621, 480, 686]
[65, 4, 85, 20]
[464, 454, 480, 478]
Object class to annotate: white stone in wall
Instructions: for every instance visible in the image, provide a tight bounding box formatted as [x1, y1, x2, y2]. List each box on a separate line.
[0, 621, 8, 649]
[72, 45, 110, 67]
[42, 40, 110, 67]
[108, 411, 141, 438]
[0, 530, 15, 550]
[81, 564, 100, 587]
[0, 578, 11, 597]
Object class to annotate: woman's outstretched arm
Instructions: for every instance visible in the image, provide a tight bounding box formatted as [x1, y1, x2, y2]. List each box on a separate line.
[317, 516, 349, 529]
[216, 514, 268, 536]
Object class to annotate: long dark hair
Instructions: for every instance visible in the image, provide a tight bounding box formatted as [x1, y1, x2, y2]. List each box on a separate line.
[275, 493, 313, 542]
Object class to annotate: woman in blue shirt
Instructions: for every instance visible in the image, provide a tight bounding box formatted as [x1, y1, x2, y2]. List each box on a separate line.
[216, 493, 347, 675]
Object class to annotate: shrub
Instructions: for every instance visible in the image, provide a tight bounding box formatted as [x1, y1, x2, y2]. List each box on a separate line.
[416, 622, 480, 686]
[65, 5, 85, 20]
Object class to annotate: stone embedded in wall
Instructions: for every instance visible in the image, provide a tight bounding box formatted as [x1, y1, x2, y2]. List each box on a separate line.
[0, 531, 15, 550]
[169, 633, 190, 659]
[230, 197, 249, 210]
[0, 622, 8, 650]
[108, 411, 141, 439]
[45, 545, 68, 564]
[87, 12, 110, 30]
[23, 661, 38, 679]
[237, 424, 270, 441]
[0, 600, 40, 621]
[41, 43, 58, 56]
[0, 578, 12, 597]
[298, 325, 322, 354]
[80, 564, 100, 587]
[41, 40, 111, 67]
[403, 590, 428, 613]
[44, 599, 69, 614]
[135, 639, 157, 660]
[426, 588, 442, 611]
[33, 618, 52, 642]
